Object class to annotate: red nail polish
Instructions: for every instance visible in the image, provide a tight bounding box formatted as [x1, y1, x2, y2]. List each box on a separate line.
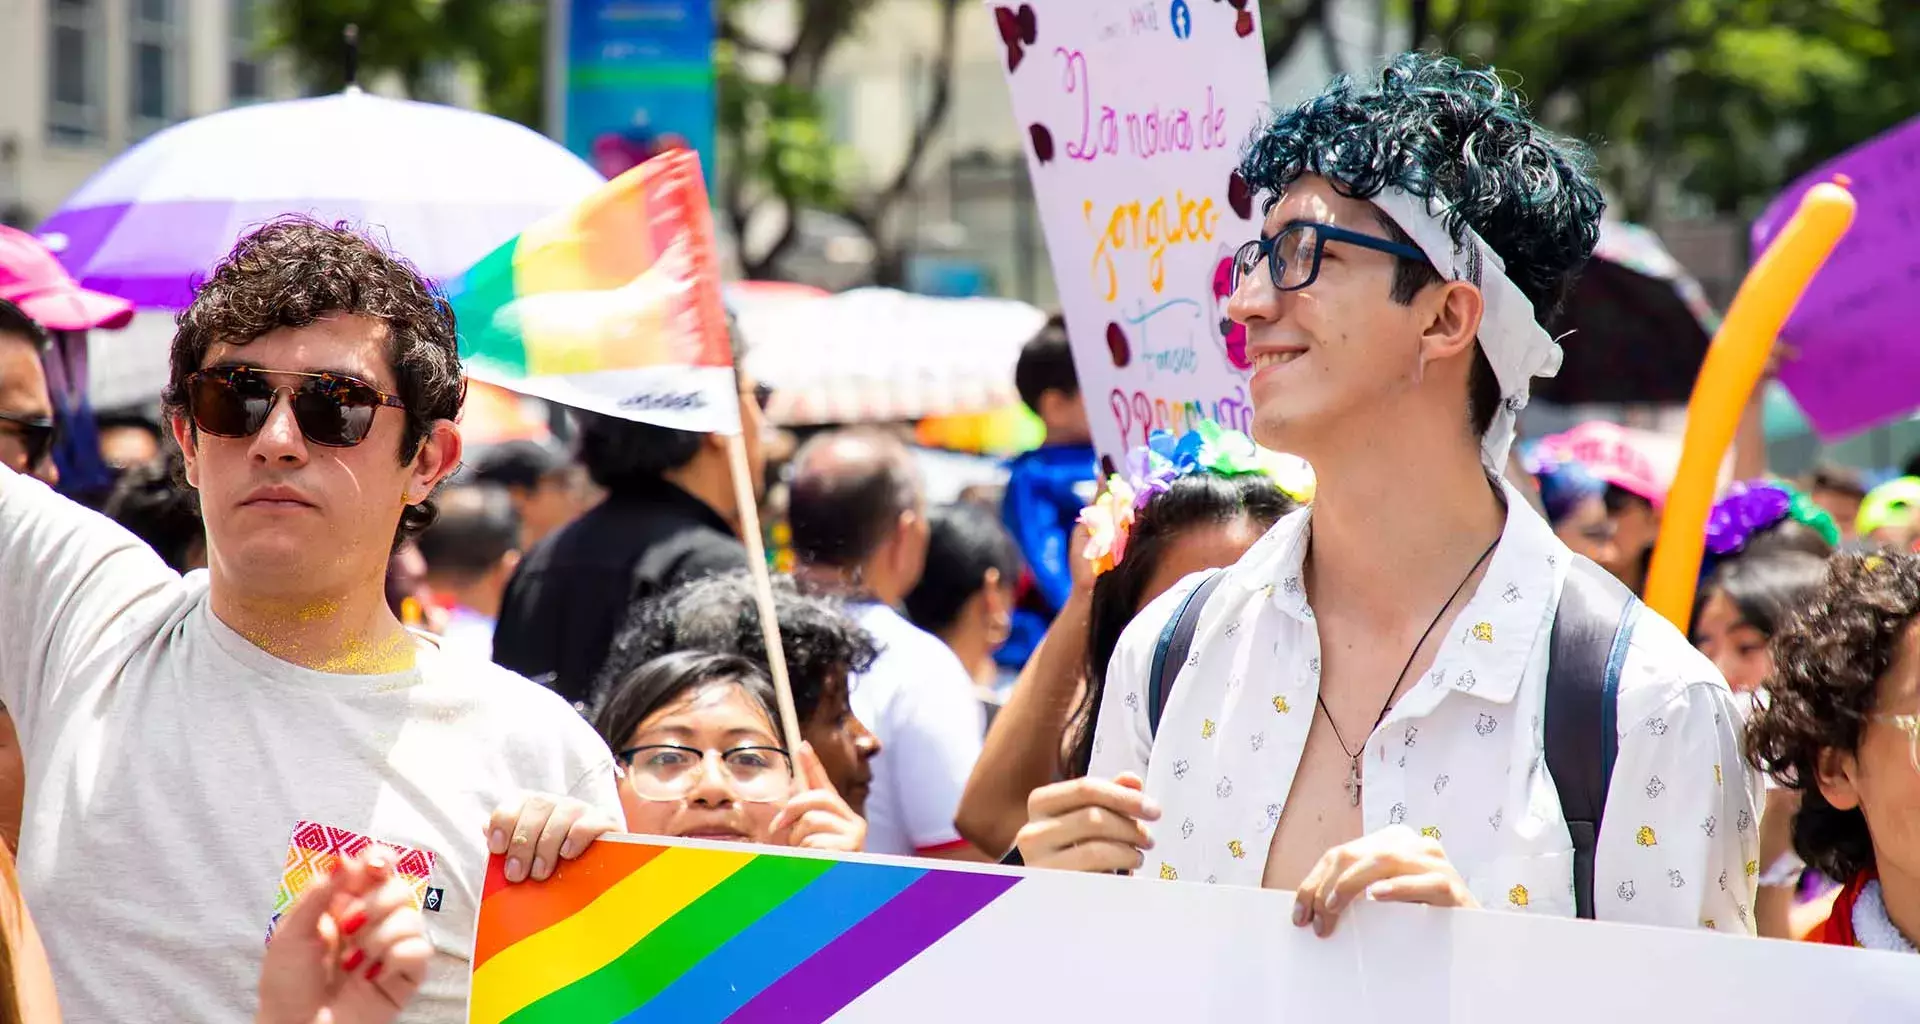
[341, 948, 366, 972]
[365, 961, 384, 982]
[339, 910, 368, 936]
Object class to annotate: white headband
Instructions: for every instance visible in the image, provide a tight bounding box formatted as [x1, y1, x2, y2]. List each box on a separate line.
[1369, 188, 1561, 473]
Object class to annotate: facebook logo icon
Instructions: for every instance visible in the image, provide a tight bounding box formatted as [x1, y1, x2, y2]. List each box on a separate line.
[1170, 0, 1192, 39]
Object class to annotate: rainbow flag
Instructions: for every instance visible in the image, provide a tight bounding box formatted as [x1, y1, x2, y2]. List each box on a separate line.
[469, 839, 1017, 1024]
[448, 149, 737, 433]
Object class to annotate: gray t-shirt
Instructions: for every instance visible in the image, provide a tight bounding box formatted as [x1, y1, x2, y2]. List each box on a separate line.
[0, 473, 621, 1023]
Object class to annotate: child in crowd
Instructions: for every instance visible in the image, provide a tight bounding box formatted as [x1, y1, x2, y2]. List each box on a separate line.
[999, 316, 1098, 671]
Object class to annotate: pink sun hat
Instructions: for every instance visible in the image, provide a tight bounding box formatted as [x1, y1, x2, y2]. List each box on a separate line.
[1535, 420, 1681, 507]
[0, 224, 134, 331]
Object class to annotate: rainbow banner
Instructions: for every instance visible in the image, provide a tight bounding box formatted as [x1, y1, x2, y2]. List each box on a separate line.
[448, 149, 737, 433]
[469, 838, 1016, 1024]
[469, 836, 1920, 1023]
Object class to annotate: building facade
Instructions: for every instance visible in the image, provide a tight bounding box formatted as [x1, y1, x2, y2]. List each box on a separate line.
[0, 0, 295, 228]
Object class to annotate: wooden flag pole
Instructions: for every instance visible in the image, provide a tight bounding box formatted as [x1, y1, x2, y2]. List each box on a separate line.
[726, 431, 806, 758]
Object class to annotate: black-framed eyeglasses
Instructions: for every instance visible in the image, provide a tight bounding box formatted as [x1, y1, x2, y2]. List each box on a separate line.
[1229, 220, 1430, 295]
[184, 365, 407, 449]
[615, 743, 794, 802]
[0, 411, 57, 471]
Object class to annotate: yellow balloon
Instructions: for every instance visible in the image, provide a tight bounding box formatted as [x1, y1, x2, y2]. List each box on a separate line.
[1643, 180, 1857, 629]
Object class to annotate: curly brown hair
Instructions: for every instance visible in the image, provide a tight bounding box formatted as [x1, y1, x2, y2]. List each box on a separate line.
[164, 216, 466, 546]
[1746, 552, 1920, 881]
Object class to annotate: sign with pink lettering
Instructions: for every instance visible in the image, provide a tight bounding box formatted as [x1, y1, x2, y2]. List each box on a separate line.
[993, 0, 1270, 471]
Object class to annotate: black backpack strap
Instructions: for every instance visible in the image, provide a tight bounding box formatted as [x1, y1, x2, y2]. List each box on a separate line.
[1544, 554, 1642, 919]
[1147, 570, 1226, 739]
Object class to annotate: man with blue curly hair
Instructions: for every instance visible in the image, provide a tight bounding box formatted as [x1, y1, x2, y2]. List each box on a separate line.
[1017, 53, 1759, 937]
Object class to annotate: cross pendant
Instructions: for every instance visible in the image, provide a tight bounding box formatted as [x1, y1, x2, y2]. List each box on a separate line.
[1345, 758, 1363, 807]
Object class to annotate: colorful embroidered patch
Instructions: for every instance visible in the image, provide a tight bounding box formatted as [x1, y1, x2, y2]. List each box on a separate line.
[268, 820, 437, 942]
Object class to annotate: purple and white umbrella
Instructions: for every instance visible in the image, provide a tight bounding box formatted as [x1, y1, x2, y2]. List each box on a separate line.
[37, 88, 605, 309]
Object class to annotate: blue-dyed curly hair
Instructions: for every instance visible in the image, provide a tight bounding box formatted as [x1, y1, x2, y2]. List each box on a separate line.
[1241, 52, 1606, 434]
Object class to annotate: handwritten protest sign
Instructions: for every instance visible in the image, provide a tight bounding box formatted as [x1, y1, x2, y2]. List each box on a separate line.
[994, 0, 1270, 471]
[1754, 113, 1920, 439]
[469, 835, 1920, 1023]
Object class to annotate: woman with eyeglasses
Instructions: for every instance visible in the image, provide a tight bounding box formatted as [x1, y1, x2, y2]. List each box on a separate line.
[592, 651, 865, 851]
[1748, 553, 1920, 952]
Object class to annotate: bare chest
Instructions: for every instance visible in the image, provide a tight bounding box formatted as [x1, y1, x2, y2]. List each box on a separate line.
[1259, 617, 1455, 889]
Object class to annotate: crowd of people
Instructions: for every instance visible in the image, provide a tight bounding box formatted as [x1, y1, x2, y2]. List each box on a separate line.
[0, 48, 1914, 1024]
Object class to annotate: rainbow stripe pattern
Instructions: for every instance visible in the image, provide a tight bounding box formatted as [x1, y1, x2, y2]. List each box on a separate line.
[469, 839, 1018, 1024]
[448, 149, 737, 433]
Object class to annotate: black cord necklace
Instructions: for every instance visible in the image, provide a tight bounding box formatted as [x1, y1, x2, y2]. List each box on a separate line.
[1316, 536, 1500, 807]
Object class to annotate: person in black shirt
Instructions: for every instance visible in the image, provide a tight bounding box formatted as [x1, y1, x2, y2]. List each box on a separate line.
[492, 332, 769, 705]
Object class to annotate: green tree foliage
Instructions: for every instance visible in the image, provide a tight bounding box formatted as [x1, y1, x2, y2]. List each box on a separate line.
[1416, 0, 1920, 219]
[264, 0, 1920, 273]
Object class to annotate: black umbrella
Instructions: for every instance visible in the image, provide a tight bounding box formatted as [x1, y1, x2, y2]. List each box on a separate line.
[1534, 222, 1718, 406]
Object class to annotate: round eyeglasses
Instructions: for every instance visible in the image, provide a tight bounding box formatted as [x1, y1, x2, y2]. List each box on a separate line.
[615, 744, 795, 803]
[1228, 220, 1430, 296]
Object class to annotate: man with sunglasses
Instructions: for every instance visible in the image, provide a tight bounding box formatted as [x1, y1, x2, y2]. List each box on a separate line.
[0, 299, 57, 859]
[1016, 54, 1758, 939]
[0, 219, 620, 1023]
[0, 301, 57, 488]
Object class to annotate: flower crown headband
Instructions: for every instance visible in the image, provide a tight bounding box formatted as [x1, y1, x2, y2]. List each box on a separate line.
[1078, 421, 1313, 576]
[1704, 480, 1840, 559]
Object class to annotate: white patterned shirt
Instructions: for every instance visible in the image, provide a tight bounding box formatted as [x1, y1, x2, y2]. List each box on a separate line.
[1089, 480, 1762, 933]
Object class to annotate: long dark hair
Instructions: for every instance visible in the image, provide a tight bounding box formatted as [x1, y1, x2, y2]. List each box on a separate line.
[1063, 474, 1295, 777]
[592, 651, 779, 756]
[904, 502, 1023, 636]
[1693, 511, 1835, 641]
[1700, 550, 1829, 643]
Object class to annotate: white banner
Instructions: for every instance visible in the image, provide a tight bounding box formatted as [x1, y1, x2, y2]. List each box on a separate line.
[839, 856, 1920, 1022]
[472, 836, 1920, 1023]
[995, 0, 1271, 470]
